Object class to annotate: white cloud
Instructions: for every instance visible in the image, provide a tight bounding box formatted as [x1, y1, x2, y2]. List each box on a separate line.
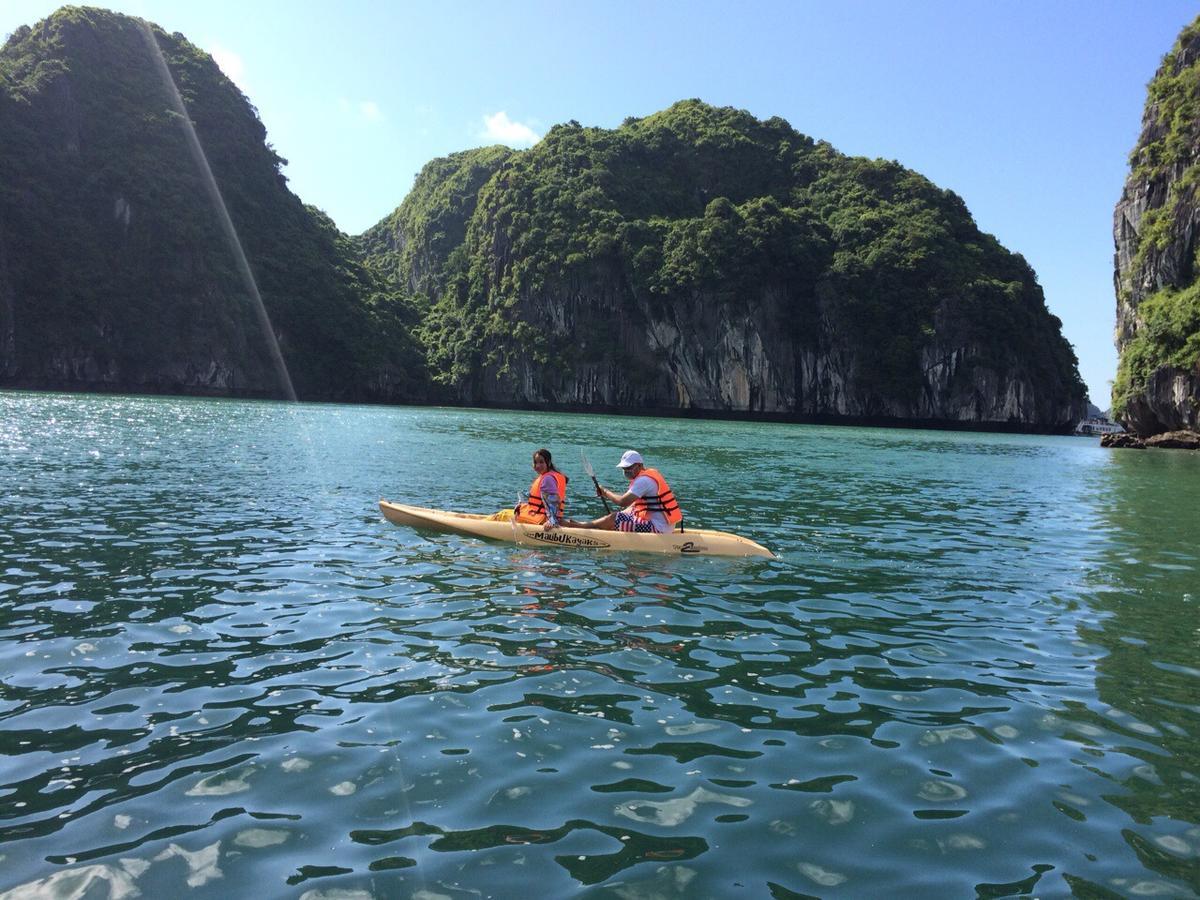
[337, 98, 384, 124]
[208, 44, 247, 91]
[481, 111, 540, 147]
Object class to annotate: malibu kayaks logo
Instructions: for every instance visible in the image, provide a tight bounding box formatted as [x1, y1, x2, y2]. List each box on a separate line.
[677, 541, 706, 554]
[526, 531, 612, 549]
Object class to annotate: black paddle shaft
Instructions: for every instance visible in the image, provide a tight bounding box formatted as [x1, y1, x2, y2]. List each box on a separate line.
[591, 475, 613, 513]
[581, 450, 613, 514]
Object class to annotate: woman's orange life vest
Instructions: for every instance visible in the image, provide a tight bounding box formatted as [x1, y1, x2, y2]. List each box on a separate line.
[521, 470, 568, 523]
[630, 467, 682, 526]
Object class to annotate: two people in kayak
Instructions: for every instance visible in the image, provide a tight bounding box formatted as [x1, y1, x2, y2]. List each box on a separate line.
[500, 448, 680, 534]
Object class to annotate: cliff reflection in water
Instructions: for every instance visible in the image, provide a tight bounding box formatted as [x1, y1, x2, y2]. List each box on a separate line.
[1071, 449, 1200, 892]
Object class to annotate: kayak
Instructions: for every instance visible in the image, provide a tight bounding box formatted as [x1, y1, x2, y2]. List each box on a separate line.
[379, 500, 775, 558]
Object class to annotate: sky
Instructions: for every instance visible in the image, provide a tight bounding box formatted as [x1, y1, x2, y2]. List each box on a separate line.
[3, 1, 1198, 407]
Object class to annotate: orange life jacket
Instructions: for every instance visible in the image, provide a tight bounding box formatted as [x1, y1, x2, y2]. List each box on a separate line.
[521, 470, 567, 523]
[630, 467, 682, 526]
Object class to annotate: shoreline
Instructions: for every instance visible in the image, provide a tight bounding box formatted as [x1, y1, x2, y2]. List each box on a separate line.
[1, 382, 1083, 436]
[1101, 430, 1200, 450]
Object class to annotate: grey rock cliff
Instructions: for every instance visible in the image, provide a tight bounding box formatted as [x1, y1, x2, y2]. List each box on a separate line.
[461, 270, 1083, 429]
[1112, 20, 1200, 436]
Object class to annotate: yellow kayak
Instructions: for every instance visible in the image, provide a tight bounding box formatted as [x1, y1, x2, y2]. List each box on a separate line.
[379, 501, 775, 558]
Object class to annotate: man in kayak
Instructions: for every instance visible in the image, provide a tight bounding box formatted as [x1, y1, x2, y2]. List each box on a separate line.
[488, 448, 568, 530]
[570, 450, 682, 533]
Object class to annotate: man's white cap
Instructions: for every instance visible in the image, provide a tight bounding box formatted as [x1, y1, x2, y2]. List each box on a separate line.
[617, 450, 644, 468]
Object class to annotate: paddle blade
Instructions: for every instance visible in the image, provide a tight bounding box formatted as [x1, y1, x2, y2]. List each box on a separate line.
[510, 493, 523, 539]
[582, 449, 612, 513]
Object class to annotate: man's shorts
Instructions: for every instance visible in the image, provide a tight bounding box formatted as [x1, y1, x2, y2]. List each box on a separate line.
[614, 510, 657, 533]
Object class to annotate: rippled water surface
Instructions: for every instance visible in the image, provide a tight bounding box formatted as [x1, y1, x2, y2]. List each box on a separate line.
[2, 391, 1199, 898]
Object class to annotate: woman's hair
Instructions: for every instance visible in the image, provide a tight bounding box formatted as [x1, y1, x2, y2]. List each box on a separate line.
[534, 448, 567, 481]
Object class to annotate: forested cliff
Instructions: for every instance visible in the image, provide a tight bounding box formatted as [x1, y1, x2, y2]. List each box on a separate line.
[1112, 15, 1200, 437]
[2, 7, 1087, 430]
[0, 7, 424, 400]
[363, 102, 1085, 428]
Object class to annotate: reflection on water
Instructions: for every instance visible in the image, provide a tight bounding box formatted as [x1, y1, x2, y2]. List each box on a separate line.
[1, 392, 1198, 897]
[1063, 450, 1200, 894]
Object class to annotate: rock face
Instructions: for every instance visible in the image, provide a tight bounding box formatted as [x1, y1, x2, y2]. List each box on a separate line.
[1112, 16, 1200, 436]
[0, 8, 425, 401]
[463, 275, 1077, 428]
[1146, 429, 1200, 449]
[1101, 432, 1146, 449]
[1103, 429, 1200, 450]
[373, 103, 1086, 431]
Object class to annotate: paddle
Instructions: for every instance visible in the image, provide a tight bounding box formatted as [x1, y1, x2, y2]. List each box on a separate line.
[581, 450, 612, 513]
[511, 493, 523, 541]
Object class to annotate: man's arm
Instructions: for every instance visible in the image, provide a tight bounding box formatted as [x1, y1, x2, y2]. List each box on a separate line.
[598, 478, 645, 509]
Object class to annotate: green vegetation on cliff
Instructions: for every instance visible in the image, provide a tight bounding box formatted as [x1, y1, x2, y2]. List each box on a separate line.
[359, 146, 514, 297]
[0, 6, 424, 399]
[1115, 281, 1200, 412]
[1113, 15, 1200, 419]
[1128, 18, 1200, 186]
[369, 100, 1081, 408]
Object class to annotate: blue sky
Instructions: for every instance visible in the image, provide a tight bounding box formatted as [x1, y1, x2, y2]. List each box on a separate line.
[4, 1, 1198, 407]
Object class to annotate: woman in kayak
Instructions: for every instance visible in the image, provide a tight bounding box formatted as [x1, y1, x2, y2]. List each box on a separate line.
[489, 448, 568, 529]
[570, 450, 682, 533]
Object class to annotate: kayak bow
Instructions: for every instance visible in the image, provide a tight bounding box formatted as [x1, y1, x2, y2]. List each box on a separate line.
[379, 500, 774, 558]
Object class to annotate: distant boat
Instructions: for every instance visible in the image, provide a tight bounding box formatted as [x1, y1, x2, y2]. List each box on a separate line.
[1074, 416, 1125, 436]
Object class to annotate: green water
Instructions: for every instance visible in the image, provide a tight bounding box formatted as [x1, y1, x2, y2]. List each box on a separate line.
[1, 391, 1198, 898]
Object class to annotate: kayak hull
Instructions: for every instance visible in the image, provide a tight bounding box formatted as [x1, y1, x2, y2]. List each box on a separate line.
[379, 501, 774, 558]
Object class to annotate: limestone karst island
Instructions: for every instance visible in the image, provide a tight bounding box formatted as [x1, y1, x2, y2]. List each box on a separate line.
[1109, 17, 1200, 448]
[2, 6, 1086, 432]
[0, 6, 1197, 444]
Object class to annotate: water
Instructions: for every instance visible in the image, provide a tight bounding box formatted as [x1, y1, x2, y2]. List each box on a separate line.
[1, 391, 1198, 898]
